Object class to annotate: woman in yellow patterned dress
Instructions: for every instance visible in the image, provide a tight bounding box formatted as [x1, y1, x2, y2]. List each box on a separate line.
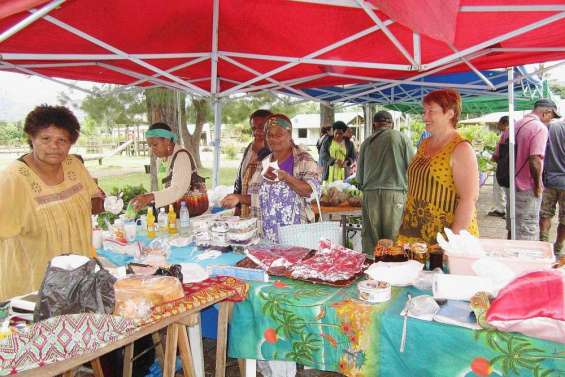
[397, 89, 479, 245]
[0, 105, 102, 300]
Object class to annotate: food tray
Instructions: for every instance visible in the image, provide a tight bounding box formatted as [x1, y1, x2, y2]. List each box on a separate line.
[235, 257, 370, 287]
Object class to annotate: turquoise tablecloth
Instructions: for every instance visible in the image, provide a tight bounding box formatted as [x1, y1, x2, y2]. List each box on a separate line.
[228, 278, 565, 377]
[96, 235, 245, 267]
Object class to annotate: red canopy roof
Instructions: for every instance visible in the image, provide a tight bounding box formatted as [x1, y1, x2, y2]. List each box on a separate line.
[1, 0, 565, 100]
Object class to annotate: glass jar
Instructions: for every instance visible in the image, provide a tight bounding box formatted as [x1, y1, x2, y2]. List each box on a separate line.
[410, 242, 428, 266]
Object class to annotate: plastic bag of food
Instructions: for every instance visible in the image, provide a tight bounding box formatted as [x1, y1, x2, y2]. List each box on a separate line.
[114, 275, 184, 320]
[34, 256, 116, 321]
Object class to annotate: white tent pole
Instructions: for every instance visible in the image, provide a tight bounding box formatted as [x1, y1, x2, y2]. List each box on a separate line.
[0, 61, 95, 95]
[38, 14, 210, 96]
[96, 62, 194, 93]
[413, 33, 421, 66]
[212, 97, 222, 188]
[210, 0, 220, 95]
[0, 0, 66, 43]
[219, 51, 410, 72]
[356, 0, 417, 66]
[220, 56, 323, 102]
[0, 52, 209, 60]
[243, 73, 328, 93]
[508, 67, 516, 239]
[424, 12, 565, 70]
[219, 21, 394, 97]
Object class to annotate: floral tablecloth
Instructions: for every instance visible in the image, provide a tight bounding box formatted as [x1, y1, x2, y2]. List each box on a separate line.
[228, 278, 565, 377]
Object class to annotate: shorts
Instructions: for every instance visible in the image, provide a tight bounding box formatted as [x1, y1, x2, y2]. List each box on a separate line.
[540, 187, 565, 225]
[504, 189, 542, 240]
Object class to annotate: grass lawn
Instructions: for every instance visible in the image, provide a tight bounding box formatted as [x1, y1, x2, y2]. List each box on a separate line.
[97, 167, 237, 193]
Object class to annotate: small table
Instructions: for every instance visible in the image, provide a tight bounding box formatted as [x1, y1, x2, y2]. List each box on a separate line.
[10, 277, 247, 377]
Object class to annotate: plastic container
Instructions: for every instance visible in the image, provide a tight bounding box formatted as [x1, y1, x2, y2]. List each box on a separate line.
[357, 280, 391, 303]
[447, 239, 555, 276]
[179, 201, 190, 235]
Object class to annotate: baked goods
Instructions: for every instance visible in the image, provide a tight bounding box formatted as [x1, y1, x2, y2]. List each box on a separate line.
[114, 276, 184, 319]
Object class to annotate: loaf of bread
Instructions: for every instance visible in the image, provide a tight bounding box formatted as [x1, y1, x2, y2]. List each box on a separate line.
[114, 276, 184, 319]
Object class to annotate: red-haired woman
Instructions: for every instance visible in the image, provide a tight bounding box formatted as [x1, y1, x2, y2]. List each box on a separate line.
[398, 89, 479, 245]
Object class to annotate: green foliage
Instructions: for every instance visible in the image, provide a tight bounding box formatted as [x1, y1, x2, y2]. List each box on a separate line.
[0, 121, 25, 144]
[408, 120, 426, 147]
[222, 144, 239, 160]
[458, 125, 499, 172]
[549, 80, 565, 99]
[80, 85, 146, 132]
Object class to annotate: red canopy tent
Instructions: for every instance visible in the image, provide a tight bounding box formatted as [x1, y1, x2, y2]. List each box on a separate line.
[1, 0, 565, 99]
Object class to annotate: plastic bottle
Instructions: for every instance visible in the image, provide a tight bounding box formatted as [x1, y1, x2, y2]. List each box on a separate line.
[147, 207, 156, 238]
[157, 207, 167, 234]
[167, 204, 177, 235]
[179, 201, 190, 236]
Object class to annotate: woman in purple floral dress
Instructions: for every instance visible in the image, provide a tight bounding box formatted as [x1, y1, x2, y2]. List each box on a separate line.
[221, 114, 321, 242]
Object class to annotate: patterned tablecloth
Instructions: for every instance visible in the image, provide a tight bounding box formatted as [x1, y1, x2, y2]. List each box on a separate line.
[228, 278, 565, 377]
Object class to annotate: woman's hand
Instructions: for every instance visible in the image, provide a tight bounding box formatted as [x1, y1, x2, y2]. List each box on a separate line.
[221, 194, 242, 209]
[131, 193, 155, 211]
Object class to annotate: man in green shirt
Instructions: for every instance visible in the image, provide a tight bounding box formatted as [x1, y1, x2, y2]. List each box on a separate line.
[356, 111, 415, 255]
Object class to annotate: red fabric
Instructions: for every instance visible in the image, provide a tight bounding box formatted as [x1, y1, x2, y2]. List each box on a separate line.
[486, 270, 565, 322]
[369, 0, 460, 45]
[0, 0, 49, 20]
[1, 0, 565, 92]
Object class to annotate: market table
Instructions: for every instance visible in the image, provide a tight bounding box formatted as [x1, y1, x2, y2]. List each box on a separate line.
[312, 205, 362, 245]
[228, 277, 565, 377]
[4, 276, 247, 377]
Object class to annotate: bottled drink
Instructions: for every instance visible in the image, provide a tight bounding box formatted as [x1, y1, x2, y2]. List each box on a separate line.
[167, 204, 177, 235]
[157, 207, 167, 234]
[147, 207, 156, 238]
[179, 201, 190, 235]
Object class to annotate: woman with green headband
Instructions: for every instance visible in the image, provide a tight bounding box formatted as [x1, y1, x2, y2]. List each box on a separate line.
[131, 122, 193, 211]
[222, 114, 321, 242]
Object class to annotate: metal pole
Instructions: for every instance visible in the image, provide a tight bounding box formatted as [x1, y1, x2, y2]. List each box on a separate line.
[0, 0, 66, 43]
[508, 67, 516, 239]
[212, 97, 222, 188]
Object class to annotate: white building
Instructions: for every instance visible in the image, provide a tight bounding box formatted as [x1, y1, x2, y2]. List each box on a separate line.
[291, 112, 364, 146]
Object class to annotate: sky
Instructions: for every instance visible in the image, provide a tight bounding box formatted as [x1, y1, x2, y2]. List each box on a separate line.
[1, 61, 565, 122]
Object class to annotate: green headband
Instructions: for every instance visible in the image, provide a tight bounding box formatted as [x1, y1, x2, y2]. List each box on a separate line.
[264, 116, 292, 132]
[145, 129, 178, 142]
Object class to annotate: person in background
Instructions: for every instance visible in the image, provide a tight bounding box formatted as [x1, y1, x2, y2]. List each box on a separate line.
[488, 115, 509, 218]
[221, 114, 321, 242]
[319, 120, 356, 183]
[498, 99, 554, 240]
[398, 89, 480, 245]
[316, 126, 332, 164]
[0, 105, 103, 300]
[416, 129, 431, 148]
[131, 122, 193, 211]
[229, 109, 272, 216]
[539, 119, 565, 255]
[356, 110, 415, 255]
[344, 127, 359, 177]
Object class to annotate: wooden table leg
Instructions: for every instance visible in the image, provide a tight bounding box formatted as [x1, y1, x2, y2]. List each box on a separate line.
[163, 324, 179, 377]
[187, 315, 204, 377]
[152, 332, 165, 369]
[122, 343, 134, 377]
[177, 324, 196, 377]
[215, 301, 233, 377]
[91, 357, 104, 377]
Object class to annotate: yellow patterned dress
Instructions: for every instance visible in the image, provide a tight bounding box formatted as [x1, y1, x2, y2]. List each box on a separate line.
[397, 133, 479, 245]
[0, 155, 98, 300]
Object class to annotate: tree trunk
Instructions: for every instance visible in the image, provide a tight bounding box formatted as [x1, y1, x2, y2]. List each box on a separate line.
[145, 88, 181, 191]
[320, 103, 335, 131]
[180, 98, 208, 169]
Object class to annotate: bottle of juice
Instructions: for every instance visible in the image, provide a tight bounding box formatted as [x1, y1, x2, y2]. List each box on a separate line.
[168, 204, 177, 235]
[147, 207, 156, 238]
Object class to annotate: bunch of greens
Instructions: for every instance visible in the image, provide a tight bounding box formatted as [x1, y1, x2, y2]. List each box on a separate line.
[97, 184, 147, 230]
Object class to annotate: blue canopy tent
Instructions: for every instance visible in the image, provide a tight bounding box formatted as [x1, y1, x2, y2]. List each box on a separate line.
[295, 67, 545, 115]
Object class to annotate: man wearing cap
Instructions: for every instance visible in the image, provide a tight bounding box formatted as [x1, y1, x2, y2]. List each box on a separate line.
[539, 118, 565, 255]
[356, 111, 415, 255]
[501, 99, 556, 240]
